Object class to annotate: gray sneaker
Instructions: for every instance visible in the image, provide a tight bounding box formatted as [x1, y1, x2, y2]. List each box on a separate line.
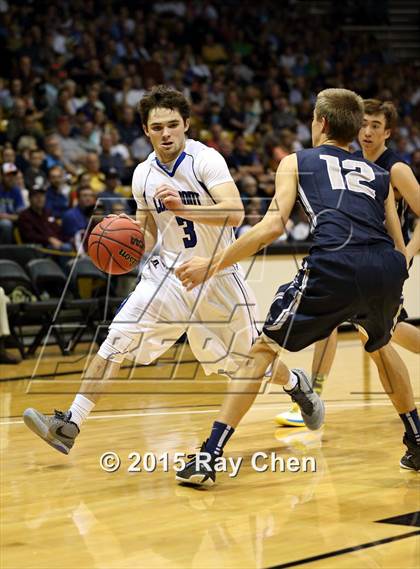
[285, 369, 325, 430]
[23, 408, 79, 455]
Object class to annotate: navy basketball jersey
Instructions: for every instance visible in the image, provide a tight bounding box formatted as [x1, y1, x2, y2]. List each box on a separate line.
[297, 145, 393, 250]
[354, 148, 410, 244]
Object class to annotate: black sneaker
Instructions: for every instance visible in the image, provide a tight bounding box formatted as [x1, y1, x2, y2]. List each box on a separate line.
[23, 408, 79, 455]
[175, 441, 217, 487]
[400, 434, 420, 471]
[284, 368, 325, 430]
[0, 349, 21, 364]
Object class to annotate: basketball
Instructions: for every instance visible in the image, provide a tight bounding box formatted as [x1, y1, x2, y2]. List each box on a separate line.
[88, 216, 145, 275]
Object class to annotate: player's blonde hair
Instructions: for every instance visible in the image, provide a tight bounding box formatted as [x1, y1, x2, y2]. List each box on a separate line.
[315, 88, 364, 143]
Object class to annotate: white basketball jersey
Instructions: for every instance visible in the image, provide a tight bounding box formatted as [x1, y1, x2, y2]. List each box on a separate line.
[132, 139, 238, 271]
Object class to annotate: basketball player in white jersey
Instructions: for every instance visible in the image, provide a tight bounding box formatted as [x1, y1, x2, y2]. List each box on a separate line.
[22, 85, 262, 454]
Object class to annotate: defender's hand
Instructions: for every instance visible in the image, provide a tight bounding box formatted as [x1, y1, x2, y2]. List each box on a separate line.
[155, 185, 184, 212]
[176, 257, 215, 290]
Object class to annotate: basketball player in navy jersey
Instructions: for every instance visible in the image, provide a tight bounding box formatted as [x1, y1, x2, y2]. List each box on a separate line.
[176, 88, 414, 485]
[276, 100, 420, 471]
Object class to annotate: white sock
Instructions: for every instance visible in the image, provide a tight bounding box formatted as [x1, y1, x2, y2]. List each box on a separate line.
[69, 394, 95, 428]
[283, 371, 298, 392]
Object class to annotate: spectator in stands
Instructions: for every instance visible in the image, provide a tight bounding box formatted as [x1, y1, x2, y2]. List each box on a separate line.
[272, 97, 297, 131]
[271, 128, 300, 165]
[24, 148, 47, 191]
[74, 118, 99, 154]
[6, 98, 27, 145]
[61, 185, 96, 244]
[130, 134, 153, 164]
[221, 91, 246, 133]
[394, 136, 411, 164]
[115, 76, 145, 108]
[15, 170, 30, 207]
[1, 146, 17, 165]
[239, 174, 259, 200]
[202, 34, 228, 64]
[0, 0, 415, 249]
[117, 105, 141, 146]
[219, 137, 236, 170]
[43, 134, 77, 176]
[45, 166, 70, 219]
[230, 135, 263, 175]
[97, 168, 128, 215]
[206, 124, 225, 152]
[62, 79, 82, 114]
[83, 152, 106, 193]
[15, 135, 37, 173]
[0, 163, 25, 244]
[108, 128, 132, 166]
[17, 110, 44, 149]
[56, 115, 85, 167]
[17, 185, 72, 255]
[99, 133, 125, 180]
[43, 87, 74, 130]
[79, 84, 105, 120]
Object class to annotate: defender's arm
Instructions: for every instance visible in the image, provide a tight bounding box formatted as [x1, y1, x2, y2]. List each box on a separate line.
[176, 154, 298, 289]
[390, 162, 420, 216]
[406, 219, 420, 262]
[384, 184, 407, 259]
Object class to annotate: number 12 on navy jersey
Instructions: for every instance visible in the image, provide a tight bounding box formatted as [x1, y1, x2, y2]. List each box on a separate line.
[320, 155, 376, 199]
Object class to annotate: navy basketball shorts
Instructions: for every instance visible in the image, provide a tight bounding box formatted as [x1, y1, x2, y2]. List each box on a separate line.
[397, 306, 409, 324]
[396, 256, 414, 324]
[263, 244, 408, 353]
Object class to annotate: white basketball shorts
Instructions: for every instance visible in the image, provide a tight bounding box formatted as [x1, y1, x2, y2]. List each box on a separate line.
[97, 257, 260, 375]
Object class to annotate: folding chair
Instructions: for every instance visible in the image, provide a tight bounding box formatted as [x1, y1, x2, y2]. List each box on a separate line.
[0, 260, 33, 358]
[0, 260, 61, 357]
[0, 245, 43, 268]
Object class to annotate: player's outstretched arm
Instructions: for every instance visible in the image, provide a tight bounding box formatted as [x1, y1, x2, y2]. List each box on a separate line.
[384, 184, 407, 261]
[176, 154, 298, 290]
[391, 162, 420, 216]
[154, 181, 244, 227]
[406, 219, 420, 262]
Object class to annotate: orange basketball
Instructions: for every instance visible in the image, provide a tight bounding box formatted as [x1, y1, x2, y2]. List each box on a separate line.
[88, 216, 145, 275]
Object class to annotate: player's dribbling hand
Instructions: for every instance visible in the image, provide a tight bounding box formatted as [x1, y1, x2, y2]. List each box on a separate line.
[155, 185, 184, 212]
[175, 257, 214, 290]
[106, 213, 141, 228]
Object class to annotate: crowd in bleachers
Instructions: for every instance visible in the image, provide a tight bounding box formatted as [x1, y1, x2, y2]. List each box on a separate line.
[0, 0, 419, 253]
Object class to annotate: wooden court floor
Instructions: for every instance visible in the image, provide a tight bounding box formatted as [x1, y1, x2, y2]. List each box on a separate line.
[1, 332, 419, 569]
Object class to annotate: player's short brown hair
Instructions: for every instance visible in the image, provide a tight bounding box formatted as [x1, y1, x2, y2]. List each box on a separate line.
[363, 99, 398, 131]
[138, 85, 190, 126]
[315, 88, 364, 143]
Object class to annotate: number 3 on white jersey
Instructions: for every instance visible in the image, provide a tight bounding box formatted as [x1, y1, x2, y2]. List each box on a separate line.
[320, 155, 376, 199]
